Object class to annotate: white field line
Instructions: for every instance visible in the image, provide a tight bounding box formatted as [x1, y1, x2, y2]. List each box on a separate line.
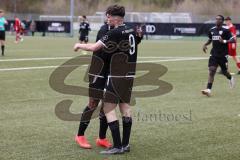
[0, 56, 207, 62]
[0, 57, 208, 72]
[0, 56, 74, 62]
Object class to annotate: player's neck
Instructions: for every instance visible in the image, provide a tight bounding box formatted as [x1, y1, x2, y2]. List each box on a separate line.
[216, 24, 222, 29]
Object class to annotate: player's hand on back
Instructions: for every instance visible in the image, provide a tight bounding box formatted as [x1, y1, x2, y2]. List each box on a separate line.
[136, 26, 143, 37]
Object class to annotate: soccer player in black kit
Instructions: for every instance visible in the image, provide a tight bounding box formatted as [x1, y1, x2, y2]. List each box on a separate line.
[202, 15, 235, 97]
[74, 5, 143, 154]
[75, 22, 113, 148]
[79, 15, 90, 44]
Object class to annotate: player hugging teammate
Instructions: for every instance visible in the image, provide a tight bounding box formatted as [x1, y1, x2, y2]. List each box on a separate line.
[74, 5, 143, 155]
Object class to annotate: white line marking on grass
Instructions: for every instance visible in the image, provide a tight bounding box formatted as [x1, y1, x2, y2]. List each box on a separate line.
[0, 57, 74, 62]
[0, 65, 88, 71]
[0, 56, 208, 62]
[138, 57, 208, 63]
[0, 57, 208, 72]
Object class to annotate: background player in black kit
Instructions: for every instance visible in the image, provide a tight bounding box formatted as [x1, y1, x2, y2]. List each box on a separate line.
[79, 15, 90, 44]
[75, 21, 113, 149]
[74, 5, 143, 155]
[202, 15, 235, 97]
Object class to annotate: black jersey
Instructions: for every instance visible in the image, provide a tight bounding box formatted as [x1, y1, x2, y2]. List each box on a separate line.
[100, 24, 142, 76]
[96, 23, 111, 42]
[208, 26, 233, 57]
[79, 21, 90, 36]
[88, 24, 112, 77]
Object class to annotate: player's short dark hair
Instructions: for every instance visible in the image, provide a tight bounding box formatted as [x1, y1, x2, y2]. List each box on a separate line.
[106, 5, 125, 17]
[82, 15, 86, 19]
[225, 16, 231, 21]
[216, 15, 224, 21]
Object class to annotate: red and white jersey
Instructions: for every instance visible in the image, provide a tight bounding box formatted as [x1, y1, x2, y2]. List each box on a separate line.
[14, 18, 21, 31]
[228, 24, 237, 41]
[227, 24, 237, 56]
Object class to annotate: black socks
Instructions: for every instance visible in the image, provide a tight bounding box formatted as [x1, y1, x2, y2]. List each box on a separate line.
[1, 45, 4, 56]
[108, 117, 133, 148]
[108, 120, 122, 149]
[77, 106, 95, 136]
[207, 83, 213, 89]
[99, 111, 108, 139]
[122, 117, 132, 146]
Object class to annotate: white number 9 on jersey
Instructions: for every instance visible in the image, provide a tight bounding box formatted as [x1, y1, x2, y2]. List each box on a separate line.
[129, 34, 135, 55]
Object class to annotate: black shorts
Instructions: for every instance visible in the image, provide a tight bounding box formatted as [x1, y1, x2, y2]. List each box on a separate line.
[0, 31, 6, 40]
[88, 74, 107, 100]
[208, 55, 228, 71]
[103, 76, 134, 104]
[79, 35, 88, 42]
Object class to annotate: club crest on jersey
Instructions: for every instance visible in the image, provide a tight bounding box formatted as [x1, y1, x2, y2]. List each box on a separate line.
[102, 35, 108, 41]
[219, 31, 223, 35]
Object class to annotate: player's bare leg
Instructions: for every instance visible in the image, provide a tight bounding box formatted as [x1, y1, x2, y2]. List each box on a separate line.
[232, 56, 240, 74]
[76, 98, 111, 149]
[219, 61, 235, 89]
[75, 98, 98, 149]
[15, 32, 20, 43]
[202, 66, 217, 97]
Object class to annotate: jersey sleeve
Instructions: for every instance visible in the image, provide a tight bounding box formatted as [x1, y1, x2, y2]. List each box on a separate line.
[87, 23, 91, 31]
[3, 18, 7, 23]
[79, 23, 83, 33]
[232, 26, 237, 37]
[95, 25, 107, 42]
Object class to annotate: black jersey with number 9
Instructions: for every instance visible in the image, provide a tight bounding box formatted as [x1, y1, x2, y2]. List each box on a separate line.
[99, 24, 142, 76]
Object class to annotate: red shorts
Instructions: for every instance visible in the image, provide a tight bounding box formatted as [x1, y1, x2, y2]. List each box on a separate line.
[228, 43, 237, 56]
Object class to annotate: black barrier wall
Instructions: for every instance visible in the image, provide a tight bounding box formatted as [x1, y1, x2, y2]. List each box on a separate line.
[126, 22, 240, 37]
[4, 21, 240, 36]
[5, 20, 71, 33]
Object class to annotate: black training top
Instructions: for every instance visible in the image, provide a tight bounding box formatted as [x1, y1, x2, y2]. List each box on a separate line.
[208, 26, 233, 57]
[79, 21, 90, 36]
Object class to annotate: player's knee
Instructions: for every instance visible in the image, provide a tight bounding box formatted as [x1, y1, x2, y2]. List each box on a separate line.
[88, 99, 99, 108]
[119, 103, 131, 117]
[209, 66, 217, 76]
[80, 106, 94, 122]
[121, 108, 131, 117]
